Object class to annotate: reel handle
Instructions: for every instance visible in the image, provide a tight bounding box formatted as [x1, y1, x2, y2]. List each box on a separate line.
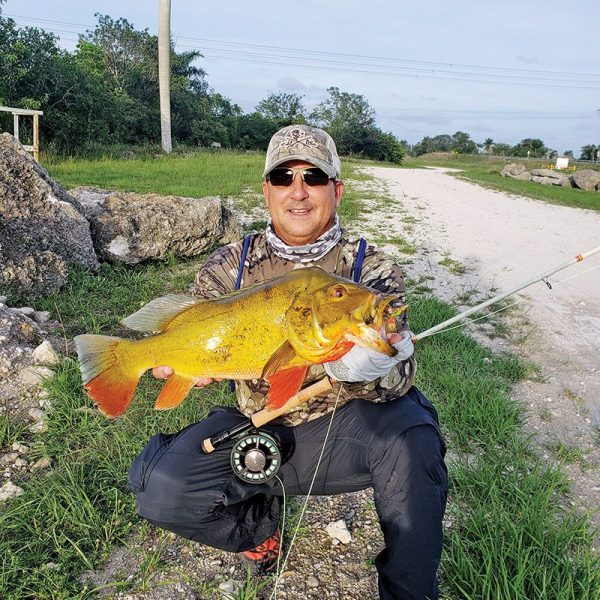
[201, 377, 333, 453]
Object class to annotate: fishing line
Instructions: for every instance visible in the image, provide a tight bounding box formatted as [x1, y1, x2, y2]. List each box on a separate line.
[272, 475, 287, 599]
[421, 298, 523, 338]
[420, 257, 600, 340]
[269, 384, 344, 600]
[552, 263, 600, 285]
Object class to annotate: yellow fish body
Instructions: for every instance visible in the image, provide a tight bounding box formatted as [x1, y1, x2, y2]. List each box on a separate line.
[74, 267, 400, 418]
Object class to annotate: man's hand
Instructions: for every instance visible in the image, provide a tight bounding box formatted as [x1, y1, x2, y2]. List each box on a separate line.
[323, 331, 414, 383]
[152, 366, 223, 387]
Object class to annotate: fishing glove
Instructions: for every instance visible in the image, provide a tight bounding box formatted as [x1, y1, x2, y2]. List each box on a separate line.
[323, 332, 414, 383]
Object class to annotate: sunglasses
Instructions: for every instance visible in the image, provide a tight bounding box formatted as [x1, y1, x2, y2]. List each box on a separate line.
[266, 167, 335, 187]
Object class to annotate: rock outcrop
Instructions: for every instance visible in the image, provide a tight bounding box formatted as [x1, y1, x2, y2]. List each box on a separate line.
[70, 187, 241, 264]
[0, 134, 99, 297]
[530, 168, 571, 187]
[570, 169, 600, 191]
[500, 161, 600, 190]
[500, 163, 528, 178]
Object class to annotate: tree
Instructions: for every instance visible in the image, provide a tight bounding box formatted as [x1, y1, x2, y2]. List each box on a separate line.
[310, 86, 375, 155]
[256, 92, 306, 126]
[580, 144, 598, 161]
[450, 131, 478, 154]
[235, 112, 278, 150]
[511, 138, 547, 158]
[483, 138, 494, 154]
[563, 150, 574, 158]
[492, 142, 512, 156]
[412, 134, 451, 155]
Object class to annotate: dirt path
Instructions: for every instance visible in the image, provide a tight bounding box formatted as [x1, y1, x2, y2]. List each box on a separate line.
[365, 166, 600, 540]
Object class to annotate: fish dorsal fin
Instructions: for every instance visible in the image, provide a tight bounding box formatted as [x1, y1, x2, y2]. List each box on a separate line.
[121, 294, 202, 332]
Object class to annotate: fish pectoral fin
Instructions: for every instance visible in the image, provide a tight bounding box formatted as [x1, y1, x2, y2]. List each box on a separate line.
[261, 341, 299, 379]
[154, 373, 197, 410]
[265, 365, 309, 410]
[122, 294, 203, 332]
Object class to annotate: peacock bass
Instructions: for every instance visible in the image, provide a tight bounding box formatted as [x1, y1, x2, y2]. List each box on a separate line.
[74, 267, 403, 418]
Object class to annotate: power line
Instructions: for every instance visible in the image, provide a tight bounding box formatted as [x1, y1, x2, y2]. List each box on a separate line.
[188, 52, 600, 90]
[6, 12, 600, 83]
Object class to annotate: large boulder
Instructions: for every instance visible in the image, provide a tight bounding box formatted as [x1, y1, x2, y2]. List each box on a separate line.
[70, 187, 242, 264]
[530, 168, 564, 179]
[500, 163, 527, 178]
[570, 169, 600, 191]
[530, 168, 571, 187]
[0, 134, 98, 297]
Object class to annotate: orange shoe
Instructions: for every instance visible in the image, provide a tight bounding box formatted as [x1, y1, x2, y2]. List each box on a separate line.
[240, 530, 281, 574]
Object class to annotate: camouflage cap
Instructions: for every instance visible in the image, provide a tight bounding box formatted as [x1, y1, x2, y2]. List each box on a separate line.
[263, 125, 341, 179]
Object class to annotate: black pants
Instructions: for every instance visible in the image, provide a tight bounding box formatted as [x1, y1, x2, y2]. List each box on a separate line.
[128, 387, 448, 600]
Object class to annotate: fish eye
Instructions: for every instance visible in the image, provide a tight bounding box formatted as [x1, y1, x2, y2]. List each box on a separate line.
[330, 285, 346, 298]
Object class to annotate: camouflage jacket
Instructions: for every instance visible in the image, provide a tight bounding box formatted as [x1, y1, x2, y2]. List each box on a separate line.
[193, 231, 416, 426]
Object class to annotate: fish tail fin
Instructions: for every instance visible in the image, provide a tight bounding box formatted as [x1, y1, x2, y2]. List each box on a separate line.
[74, 334, 142, 418]
[154, 373, 197, 410]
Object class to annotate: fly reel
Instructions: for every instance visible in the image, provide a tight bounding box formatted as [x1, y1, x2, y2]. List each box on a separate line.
[230, 431, 282, 484]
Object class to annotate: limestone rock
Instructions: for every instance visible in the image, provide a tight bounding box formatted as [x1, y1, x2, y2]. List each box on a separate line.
[326, 519, 352, 544]
[0, 134, 99, 297]
[70, 187, 242, 265]
[0, 480, 24, 502]
[218, 579, 240, 597]
[530, 168, 564, 179]
[531, 175, 563, 186]
[32, 341, 60, 366]
[31, 457, 52, 471]
[20, 365, 53, 386]
[570, 169, 600, 191]
[500, 163, 527, 178]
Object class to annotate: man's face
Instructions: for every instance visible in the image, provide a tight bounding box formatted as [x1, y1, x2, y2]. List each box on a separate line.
[262, 160, 344, 246]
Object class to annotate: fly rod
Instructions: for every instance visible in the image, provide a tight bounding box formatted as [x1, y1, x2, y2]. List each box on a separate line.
[202, 245, 600, 451]
[415, 245, 600, 341]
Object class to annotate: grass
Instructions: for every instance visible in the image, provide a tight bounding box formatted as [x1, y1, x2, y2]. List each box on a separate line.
[42, 151, 265, 199]
[402, 153, 600, 212]
[1, 153, 598, 598]
[0, 414, 29, 448]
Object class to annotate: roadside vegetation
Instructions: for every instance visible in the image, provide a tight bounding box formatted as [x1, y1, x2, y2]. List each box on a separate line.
[402, 153, 600, 212]
[1, 155, 598, 599]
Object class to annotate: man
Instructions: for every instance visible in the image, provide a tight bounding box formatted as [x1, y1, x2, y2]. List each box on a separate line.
[128, 125, 448, 600]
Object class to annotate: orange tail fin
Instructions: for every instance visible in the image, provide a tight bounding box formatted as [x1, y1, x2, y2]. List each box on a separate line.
[265, 365, 309, 410]
[74, 334, 142, 418]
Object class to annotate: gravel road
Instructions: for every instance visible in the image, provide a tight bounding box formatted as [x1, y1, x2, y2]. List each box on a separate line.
[366, 166, 600, 541]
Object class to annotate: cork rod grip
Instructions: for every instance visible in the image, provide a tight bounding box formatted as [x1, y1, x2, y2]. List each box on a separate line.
[251, 377, 333, 428]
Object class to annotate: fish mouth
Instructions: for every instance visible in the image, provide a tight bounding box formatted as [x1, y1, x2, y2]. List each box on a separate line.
[346, 294, 403, 356]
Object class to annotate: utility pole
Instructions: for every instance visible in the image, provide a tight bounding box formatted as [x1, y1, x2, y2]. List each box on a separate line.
[158, 0, 172, 153]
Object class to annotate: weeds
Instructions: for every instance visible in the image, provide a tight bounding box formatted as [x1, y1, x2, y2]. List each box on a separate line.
[439, 253, 467, 275]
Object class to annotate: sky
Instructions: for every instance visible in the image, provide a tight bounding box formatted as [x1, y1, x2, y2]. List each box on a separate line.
[3, 0, 600, 154]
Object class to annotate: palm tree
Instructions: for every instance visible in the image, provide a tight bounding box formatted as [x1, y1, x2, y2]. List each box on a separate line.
[158, 0, 172, 153]
[484, 138, 494, 154]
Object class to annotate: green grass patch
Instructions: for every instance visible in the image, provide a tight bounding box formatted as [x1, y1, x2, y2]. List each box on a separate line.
[438, 254, 467, 275]
[43, 151, 265, 199]
[0, 414, 29, 448]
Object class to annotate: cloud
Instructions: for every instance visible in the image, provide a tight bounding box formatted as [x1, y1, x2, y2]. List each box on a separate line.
[275, 77, 307, 91]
